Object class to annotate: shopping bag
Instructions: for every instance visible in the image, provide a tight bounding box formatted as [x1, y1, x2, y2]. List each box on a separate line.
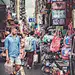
[33, 54, 38, 63]
[4, 62, 14, 74]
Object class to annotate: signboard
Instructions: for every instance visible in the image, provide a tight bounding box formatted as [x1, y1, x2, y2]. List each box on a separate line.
[47, 0, 63, 3]
[51, 1, 66, 25]
[56, 0, 63, 1]
[28, 18, 36, 22]
[52, 18, 65, 25]
[51, 0, 63, 2]
[52, 10, 66, 19]
[52, 2, 66, 9]
[51, 0, 56, 2]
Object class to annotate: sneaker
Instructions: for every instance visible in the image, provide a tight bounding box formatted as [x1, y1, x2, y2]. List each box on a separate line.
[27, 65, 29, 69]
[27, 65, 32, 69]
[29, 67, 32, 69]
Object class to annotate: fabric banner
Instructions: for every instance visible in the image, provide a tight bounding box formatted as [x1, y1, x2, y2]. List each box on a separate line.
[50, 36, 61, 52]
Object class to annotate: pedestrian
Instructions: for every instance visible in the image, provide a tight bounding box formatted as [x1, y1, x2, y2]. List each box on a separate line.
[20, 38, 26, 66]
[5, 27, 21, 75]
[36, 36, 41, 63]
[25, 31, 36, 69]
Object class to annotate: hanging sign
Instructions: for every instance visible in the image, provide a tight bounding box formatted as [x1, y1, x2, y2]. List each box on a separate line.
[52, 10, 66, 19]
[52, 2, 66, 10]
[52, 18, 65, 25]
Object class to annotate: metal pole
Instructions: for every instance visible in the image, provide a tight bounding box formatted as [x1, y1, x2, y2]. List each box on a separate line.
[17, 0, 20, 21]
[70, 35, 75, 75]
[72, 9, 75, 28]
[49, 12, 51, 26]
[36, 0, 38, 24]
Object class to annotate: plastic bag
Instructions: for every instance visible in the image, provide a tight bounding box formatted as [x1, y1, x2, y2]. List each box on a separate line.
[4, 62, 14, 74]
[33, 54, 38, 63]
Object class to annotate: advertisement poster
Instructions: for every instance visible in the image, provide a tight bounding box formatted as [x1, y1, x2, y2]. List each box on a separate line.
[52, 18, 65, 25]
[52, 10, 66, 19]
[52, 2, 66, 10]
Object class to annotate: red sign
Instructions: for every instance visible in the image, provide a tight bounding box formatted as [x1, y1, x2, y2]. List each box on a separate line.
[50, 36, 61, 52]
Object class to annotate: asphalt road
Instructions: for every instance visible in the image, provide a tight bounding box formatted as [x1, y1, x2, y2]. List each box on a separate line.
[0, 57, 42, 75]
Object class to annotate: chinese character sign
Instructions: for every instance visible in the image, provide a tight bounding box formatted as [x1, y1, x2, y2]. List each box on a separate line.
[52, 2, 66, 10]
[52, 10, 66, 19]
[52, 1, 66, 25]
[53, 19, 65, 25]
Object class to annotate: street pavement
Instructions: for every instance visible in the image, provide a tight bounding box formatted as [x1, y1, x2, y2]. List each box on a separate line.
[0, 57, 42, 75]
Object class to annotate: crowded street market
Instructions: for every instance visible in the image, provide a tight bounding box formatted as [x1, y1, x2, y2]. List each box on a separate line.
[0, 0, 75, 75]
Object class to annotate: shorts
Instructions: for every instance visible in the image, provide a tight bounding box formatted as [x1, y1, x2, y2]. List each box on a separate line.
[10, 56, 21, 65]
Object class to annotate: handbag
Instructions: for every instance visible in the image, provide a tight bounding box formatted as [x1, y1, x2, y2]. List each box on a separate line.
[4, 62, 14, 74]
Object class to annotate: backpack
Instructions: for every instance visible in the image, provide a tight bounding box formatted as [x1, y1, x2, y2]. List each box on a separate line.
[25, 37, 33, 51]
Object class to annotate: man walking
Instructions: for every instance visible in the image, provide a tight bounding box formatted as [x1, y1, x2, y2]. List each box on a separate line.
[5, 27, 21, 75]
[25, 31, 36, 69]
